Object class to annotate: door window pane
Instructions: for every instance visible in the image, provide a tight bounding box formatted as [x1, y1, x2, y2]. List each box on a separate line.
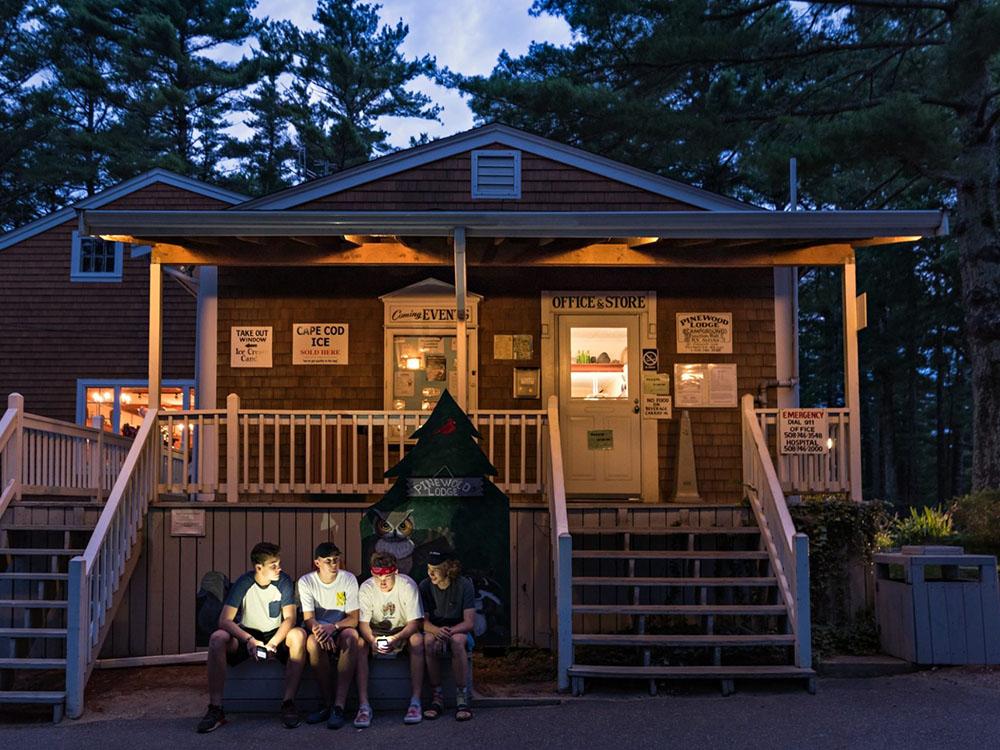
[569, 327, 628, 399]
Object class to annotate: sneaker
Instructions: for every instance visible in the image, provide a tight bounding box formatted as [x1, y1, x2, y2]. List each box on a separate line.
[327, 705, 346, 730]
[196, 704, 226, 733]
[306, 706, 330, 724]
[353, 704, 372, 729]
[281, 699, 301, 729]
[403, 701, 423, 725]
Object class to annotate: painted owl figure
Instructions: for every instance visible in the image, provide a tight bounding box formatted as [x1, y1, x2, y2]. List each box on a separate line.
[370, 508, 416, 574]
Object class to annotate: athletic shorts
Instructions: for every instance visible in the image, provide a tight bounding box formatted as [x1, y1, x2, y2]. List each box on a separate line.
[227, 626, 290, 666]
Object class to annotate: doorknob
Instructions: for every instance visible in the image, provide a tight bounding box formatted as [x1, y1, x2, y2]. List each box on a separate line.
[633, 398, 640, 414]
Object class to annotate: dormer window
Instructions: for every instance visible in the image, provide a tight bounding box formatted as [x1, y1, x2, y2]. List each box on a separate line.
[71, 230, 123, 282]
[471, 150, 521, 199]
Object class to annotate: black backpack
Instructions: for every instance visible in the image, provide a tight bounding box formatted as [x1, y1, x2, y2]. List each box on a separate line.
[196, 571, 230, 647]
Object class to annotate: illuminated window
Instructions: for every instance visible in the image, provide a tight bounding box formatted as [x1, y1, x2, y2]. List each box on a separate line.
[71, 231, 123, 282]
[79, 381, 195, 439]
[569, 327, 628, 400]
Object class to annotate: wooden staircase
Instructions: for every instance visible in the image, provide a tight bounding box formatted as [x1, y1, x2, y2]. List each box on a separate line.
[566, 509, 815, 696]
[0, 499, 102, 721]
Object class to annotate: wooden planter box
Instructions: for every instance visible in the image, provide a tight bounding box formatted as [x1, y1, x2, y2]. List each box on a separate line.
[875, 546, 1000, 665]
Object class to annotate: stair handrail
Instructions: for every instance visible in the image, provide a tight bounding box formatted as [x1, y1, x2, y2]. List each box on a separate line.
[0, 393, 24, 514]
[741, 394, 811, 669]
[66, 407, 160, 718]
[545, 395, 572, 691]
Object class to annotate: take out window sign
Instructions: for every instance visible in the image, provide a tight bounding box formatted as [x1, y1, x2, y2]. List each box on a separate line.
[231, 327, 272, 368]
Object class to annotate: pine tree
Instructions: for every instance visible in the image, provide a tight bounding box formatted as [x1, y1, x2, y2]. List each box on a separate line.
[122, 0, 263, 176]
[222, 23, 297, 195]
[362, 391, 510, 645]
[289, 0, 440, 173]
[0, 0, 59, 230]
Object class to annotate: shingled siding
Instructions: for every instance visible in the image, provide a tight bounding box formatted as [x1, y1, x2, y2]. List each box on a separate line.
[295, 146, 698, 212]
[217, 266, 774, 503]
[0, 184, 225, 423]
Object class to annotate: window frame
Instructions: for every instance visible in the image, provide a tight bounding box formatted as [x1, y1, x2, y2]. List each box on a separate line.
[71, 230, 124, 282]
[76, 379, 196, 434]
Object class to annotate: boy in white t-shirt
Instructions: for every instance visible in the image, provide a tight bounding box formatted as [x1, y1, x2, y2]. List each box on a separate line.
[297, 542, 360, 730]
[355, 551, 424, 727]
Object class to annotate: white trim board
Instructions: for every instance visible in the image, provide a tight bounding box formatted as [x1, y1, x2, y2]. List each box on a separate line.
[241, 123, 756, 212]
[0, 169, 246, 251]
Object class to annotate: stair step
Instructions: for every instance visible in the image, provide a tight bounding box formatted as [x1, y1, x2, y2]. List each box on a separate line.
[573, 576, 777, 587]
[0, 548, 84, 556]
[0, 599, 68, 609]
[13, 500, 103, 508]
[570, 526, 759, 535]
[568, 664, 813, 679]
[0, 572, 69, 581]
[2, 524, 95, 532]
[0, 628, 67, 638]
[0, 691, 66, 705]
[0, 658, 67, 669]
[572, 604, 787, 616]
[572, 633, 795, 647]
[573, 550, 769, 560]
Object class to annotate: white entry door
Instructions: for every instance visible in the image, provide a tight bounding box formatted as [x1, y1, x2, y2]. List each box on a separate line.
[557, 314, 641, 496]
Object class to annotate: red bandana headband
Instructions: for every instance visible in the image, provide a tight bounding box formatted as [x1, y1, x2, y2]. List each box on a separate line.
[371, 565, 397, 576]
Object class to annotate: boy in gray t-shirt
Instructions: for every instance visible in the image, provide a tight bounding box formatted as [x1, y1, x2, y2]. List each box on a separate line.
[419, 550, 476, 721]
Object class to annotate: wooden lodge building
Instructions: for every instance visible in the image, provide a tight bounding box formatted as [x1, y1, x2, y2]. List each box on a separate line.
[0, 125, 947, 718]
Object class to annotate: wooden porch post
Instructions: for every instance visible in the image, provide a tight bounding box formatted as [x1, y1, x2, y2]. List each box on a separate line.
[148, 261, 163, 410]
[454, 227, 468, 410]
[196, 266, 218, 500]
[842, 257, 863, 501]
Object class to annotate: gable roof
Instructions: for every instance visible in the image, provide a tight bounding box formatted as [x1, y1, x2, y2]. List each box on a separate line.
[0, 169, 247, 251]
[240, 123, 756, 212]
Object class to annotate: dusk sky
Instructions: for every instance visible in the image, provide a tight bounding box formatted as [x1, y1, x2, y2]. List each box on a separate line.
[253, 0, 574, 147]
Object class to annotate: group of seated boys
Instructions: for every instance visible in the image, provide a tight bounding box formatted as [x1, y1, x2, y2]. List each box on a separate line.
[197, 541, 475, 733]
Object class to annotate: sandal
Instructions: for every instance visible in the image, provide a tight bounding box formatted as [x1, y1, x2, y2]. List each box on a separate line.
[423, 701, 444, 720]
[456, 704, 473, 721]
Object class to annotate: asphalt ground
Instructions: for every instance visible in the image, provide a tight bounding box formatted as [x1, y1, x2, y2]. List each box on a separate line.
[1, 667, 998, 749]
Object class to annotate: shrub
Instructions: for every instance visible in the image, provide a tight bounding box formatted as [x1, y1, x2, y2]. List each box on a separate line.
[891, 505, 957, 547]
[951, 490, 1000, 557]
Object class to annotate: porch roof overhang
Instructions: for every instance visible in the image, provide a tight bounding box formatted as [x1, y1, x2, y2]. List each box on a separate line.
[81, 208, 949, 267]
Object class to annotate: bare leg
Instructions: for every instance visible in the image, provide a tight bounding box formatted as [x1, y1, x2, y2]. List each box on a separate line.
[207, 629, 235, 706]
[334, 629, 359, 708]
[306, 633, 332, 707]
[423, 633, 443, 688]
[355, 636, 371, 707]
[407, 632, 425, 702]
[283, 627, 307, 702]
[450, 633, 469, 689]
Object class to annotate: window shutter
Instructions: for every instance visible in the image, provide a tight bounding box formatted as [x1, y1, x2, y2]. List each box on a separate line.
[471, 150, 521, 199]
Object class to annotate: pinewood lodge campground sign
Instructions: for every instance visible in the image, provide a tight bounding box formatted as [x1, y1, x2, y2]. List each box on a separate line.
[779, 408, 830, 454]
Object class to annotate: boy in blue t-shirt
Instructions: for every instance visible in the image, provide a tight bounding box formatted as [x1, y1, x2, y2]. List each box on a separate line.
[196, 542, 306, 733]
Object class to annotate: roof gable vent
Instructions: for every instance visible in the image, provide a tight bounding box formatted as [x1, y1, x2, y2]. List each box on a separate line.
[471, 149, 521, 199]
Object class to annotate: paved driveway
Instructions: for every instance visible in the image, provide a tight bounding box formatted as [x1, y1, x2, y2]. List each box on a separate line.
[1, 669, 998, 749]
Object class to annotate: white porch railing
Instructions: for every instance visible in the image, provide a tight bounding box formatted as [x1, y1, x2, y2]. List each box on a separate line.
[157, 394, 547, 499]
[742, 395, 811, 670]
[0, 393, 132, 509]
[545, 395, 572, 692]
[754, 407, 852, 496]
[67, 408, 160, 718]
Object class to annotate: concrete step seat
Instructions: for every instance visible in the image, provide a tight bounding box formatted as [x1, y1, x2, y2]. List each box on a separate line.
[222, 652, 473, 713]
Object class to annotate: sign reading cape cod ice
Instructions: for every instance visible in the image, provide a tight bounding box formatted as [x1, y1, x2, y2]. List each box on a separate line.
[779, 409, 830, 454]
[293, 323, 348, 365]
[676, 313, 733, 354]
[230, 326, 272, 368]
